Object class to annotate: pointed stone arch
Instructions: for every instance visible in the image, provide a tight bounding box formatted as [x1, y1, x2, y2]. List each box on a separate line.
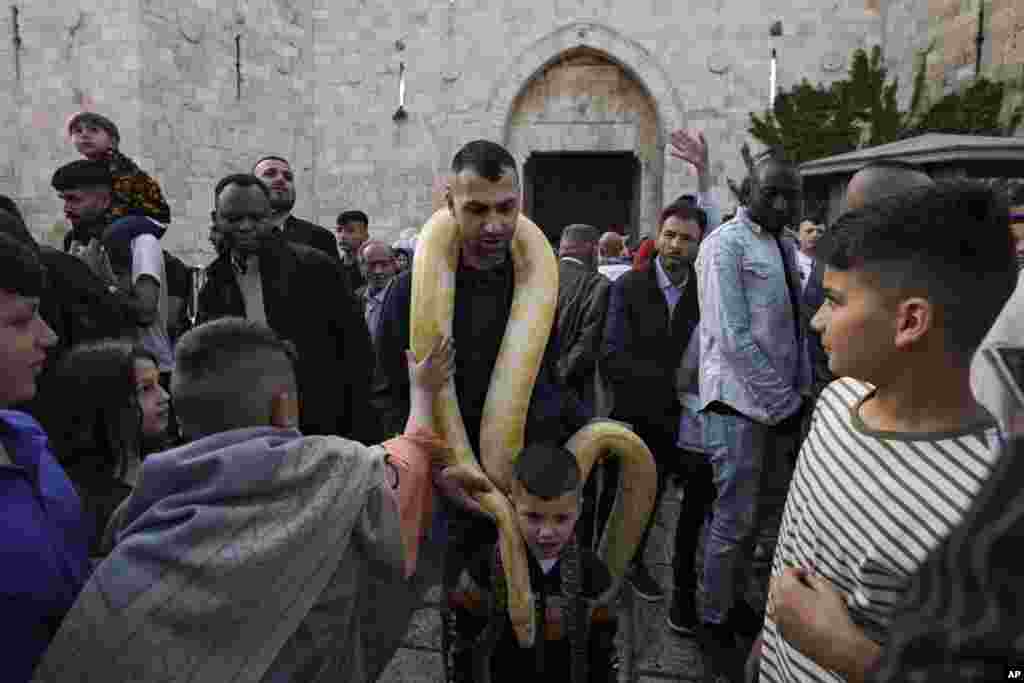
[487, 22, 686, 237]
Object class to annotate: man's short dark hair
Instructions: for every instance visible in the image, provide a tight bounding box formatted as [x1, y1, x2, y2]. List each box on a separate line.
[337, 210, 369, 226]
[659, 201, 707, 235]
[252, 155, 291, 172]
[68, 112, 121, 147]
[175, 318, 297, 381]
[173, 318, 299, 439]
[451, 140, 518, 183]
[213, 174, 271, 206]
[513, 442, 581, 501]
[52, 160, 114, 192]
[817, 181, 1016, 357]
[800, 209, 826, 226]
[0, 232, 46, 297]
[560, 224, 600, 244]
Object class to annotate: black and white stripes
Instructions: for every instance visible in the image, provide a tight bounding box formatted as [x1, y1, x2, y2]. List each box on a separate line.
[760, 378, 1000, 683]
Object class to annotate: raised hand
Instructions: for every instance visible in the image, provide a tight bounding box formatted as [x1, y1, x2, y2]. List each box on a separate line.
[406, 335, 455, 395]
[670, 129, 709, 177]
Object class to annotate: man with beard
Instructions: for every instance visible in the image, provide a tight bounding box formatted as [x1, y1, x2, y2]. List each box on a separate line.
[253, 156, 340, 261]
[602, 202, 707, 605]
[376, 140, 588, 586]
[52, 161, 171, 374]
[357, 239, 403, 443]
[694, 151, 810, 682]
[196, 173, 374, 441]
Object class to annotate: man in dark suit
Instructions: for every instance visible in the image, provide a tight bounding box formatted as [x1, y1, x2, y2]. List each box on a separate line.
[601, 201, 706, 603]
[197, 173, 373, 442]
[253, 156, 340, 261]
[555, 223, 611, 416]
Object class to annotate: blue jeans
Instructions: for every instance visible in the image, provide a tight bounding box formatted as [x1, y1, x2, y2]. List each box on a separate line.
[700, 410, 796, 624]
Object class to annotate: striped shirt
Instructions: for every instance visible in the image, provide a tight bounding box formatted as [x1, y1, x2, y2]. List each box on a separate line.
[761, 378, 1001, 683]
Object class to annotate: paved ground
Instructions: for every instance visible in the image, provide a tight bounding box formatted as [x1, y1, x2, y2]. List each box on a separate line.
[377, 478, 769, 682]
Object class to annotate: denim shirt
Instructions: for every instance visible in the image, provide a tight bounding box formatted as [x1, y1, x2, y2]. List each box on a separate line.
[694, 208, 810, 425]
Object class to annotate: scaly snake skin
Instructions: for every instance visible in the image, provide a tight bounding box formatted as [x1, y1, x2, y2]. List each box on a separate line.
[411, 208, 657, 648]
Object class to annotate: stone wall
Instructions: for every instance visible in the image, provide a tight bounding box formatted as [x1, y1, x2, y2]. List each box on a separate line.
[882, 0, 1024, 120]
[4, 0, 883, 264]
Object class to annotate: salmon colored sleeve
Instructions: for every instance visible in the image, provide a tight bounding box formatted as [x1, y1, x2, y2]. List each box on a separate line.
[382, 417, 449, 578]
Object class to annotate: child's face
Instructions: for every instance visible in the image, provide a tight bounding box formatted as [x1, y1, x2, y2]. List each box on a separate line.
[71, 123, 115, 160]
[812, 266, 898, 382]
[513, 486, 581, 562]
[134, 358, 170, 439]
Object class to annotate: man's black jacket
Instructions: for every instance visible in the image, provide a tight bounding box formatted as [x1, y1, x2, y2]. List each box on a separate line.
[196, 237, 374, 441]
[601, 256, 699, 437]
[555, 258, 611, 410]
[282, 216, 340, 262]
[377, 258, 590, 456]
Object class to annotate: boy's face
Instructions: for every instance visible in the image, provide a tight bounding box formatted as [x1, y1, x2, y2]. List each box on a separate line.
[71, 123, 115, 160]
[0, 290, 57, 406]
[512, 486, 581, 562]
[812, 266, 899, 382]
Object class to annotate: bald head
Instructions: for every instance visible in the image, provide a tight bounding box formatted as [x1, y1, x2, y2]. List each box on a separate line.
[359, 239, 394, 262]
[845, 162, 934, 212]
[599, 232, 625, 258]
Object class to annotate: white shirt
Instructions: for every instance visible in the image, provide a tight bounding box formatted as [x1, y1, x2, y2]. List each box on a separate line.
[131, 234, 174, 372]
[795, 249, 814, 293]
[233, 254, 269, 326]
[598, 263, 631, 281]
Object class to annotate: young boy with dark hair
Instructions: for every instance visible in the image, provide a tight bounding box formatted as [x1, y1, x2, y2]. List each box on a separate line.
[450, 442, 618, 682]
[759, 181, 1016, 683]
[67, 111, 171, 224]
[0, 232, 91, 683]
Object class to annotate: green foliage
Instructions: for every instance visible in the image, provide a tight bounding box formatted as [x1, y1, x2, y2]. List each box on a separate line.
[748, 80, 858, 164]
[748, 45, 1022, 165]
[908, 77, 1024, 136]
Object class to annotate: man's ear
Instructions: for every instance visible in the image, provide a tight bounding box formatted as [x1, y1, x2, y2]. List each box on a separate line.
[270, 390, 300, 429]
[893, 297, 933, 350]
[445, 187, 455, 215]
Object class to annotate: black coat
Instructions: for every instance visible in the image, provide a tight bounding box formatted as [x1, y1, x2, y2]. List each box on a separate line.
[802, 259, 834, 398]
[377, 260, 590, 457]
[555, 259, 611, 410]
[196, 237, 374, 442]
[601, 257, 699, 436]
[282, 215, 340, 262]
[340, 260, 366, 295]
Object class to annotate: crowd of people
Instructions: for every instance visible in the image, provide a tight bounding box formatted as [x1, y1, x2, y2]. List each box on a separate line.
[2, 108, 1024, 683]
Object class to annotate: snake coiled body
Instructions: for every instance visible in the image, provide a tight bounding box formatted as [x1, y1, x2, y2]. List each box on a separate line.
[411, 208, 657, 649]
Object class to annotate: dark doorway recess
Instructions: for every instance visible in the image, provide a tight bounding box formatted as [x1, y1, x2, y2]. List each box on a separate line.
[524, 151, 640, 246]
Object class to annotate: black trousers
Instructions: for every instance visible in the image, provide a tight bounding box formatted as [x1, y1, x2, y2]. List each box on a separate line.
[672, 454, 716, 596]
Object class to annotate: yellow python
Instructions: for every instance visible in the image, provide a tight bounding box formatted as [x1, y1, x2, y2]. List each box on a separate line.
[410, 208, 657, 647]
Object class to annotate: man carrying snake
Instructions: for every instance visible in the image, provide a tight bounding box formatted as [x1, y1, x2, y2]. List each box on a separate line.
[377, 140, 591, 562]
[382, 140, 659, 682]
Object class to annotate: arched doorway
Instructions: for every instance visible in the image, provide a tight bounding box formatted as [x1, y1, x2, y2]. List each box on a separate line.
[505, 47, 661, 246]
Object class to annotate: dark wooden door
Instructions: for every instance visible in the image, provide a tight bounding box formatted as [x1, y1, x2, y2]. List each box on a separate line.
[524, 152, 639, 246]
